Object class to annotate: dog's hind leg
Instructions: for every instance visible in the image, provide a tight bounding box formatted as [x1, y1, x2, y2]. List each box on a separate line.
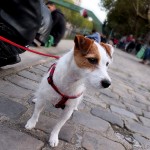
[49, 106, 74, 147]
[25, 97, 46, 130]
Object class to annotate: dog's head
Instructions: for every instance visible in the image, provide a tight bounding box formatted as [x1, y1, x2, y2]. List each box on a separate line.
[74, 34, 114, 89]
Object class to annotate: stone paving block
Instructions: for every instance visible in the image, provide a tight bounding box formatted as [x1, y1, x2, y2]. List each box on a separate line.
[42, 61, 55, 68]
[125, 119, 150, 139]
[82, 132, 126, 150]
[143, 111, 150, 119]
[0, 125, 44, 150]
[133, 92, 150, 106]
[125, 103, 143, 115]
[91, 107, 124, 127]
[5, 75, 38, 91]
[110, 105, 138, 121]
[18, 70, 42, 82]
[139, 116, 150, 128]
[35, 65, 49, 72]
[133, 134, 150, 150]
[99, 88, 119, 100]
[124, 99, 147, 111]
[36, 115, 75, 143]
[83, 94, 107, 108]
[72, 111, 111, 132]
[42, 142, 64, 150]
[29, 67, 45, 76]
[148, 106, 150, 112]
[140, 90, 150, 98]
[44, 101, 63, 117]
[78, 101, 86, 110]
[84, 94, 124, 108]
[100, 94, 126, 108]
[0, 79, 31, 99]
[0, 96, 27, 119]
[111, 83, 130, 99]
[64, 143, 84, 150]
[111, 73, 129, 86]
[42, 142, 79, 150]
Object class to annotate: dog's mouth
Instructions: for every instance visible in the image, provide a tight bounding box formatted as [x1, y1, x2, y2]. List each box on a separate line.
[85, 78, 111, 89]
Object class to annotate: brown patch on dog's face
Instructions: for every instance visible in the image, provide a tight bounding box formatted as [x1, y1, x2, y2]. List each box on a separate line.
[74, 35, 100, 70]
[100, 42, 112, 58]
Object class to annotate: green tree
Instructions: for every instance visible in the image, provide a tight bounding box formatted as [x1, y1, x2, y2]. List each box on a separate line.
[57, 5, 93, 31]
[100, 0, 150, 41]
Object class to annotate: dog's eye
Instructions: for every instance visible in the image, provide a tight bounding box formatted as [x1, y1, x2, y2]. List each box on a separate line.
[87, 58, 98, 64]
[106, 62, 109, 66]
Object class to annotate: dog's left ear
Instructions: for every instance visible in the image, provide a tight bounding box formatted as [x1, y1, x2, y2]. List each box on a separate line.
[100, 42, 114, 58]
[74, 35, 94, 55]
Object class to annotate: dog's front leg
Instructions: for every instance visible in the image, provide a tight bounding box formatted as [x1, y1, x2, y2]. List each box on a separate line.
[49, 106, 74, 147]
[25, 98, 46, 130]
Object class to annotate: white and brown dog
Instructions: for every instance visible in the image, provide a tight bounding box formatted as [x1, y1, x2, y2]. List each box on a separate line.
[25, 35, 114, 147]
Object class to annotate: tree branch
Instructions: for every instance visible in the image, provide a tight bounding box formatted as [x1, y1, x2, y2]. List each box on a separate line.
[137, 12, 148, 20]
[131, 0, 148, 21]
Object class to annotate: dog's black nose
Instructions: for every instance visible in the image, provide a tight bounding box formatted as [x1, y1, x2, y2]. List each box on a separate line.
[101, 79, 111, 88]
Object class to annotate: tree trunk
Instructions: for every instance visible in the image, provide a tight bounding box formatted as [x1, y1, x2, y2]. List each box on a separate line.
[148, 5, 150, 25]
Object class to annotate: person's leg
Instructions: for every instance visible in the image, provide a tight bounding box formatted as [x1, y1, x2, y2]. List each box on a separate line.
[140, 49, 149, 64]
[0, 22, 25, 67]
[0, 55, 21, 67]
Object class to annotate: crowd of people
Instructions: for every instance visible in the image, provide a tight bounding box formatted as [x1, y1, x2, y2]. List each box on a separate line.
[96, 33, 150, 65]
[117, 34, 137, 52]
[113, 34, 150, 65]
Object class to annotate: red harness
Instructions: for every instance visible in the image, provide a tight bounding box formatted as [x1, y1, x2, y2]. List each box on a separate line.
[47, 64, 83, 109]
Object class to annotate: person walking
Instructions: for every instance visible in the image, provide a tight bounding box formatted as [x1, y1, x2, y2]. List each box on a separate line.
[86, 29, 101, 43]
[46, 1, 66, 47]
[140, 41, 150, 64]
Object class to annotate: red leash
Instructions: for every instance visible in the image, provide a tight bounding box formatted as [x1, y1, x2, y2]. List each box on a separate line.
[0, 36, 60, 59]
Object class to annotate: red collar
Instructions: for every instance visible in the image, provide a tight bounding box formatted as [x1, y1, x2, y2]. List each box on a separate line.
[47, 63, 83, 109]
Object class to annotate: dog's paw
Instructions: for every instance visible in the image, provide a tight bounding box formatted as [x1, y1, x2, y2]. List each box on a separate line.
[74, 107, 78, 111]
[25, 119, 36, 130]
[49, 134, 59, 147]
[32, 98, 37, 103]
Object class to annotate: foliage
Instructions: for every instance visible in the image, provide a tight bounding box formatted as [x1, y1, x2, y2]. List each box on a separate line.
[57, 5, 93, 31]
[100, 0, 150, 40]
[64, 0, 74, 4]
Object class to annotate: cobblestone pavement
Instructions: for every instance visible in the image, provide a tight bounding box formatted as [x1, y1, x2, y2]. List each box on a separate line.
[0, 40, 150, 150]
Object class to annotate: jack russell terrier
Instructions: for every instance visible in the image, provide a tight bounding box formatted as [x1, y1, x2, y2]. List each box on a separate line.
[25, 35, 114, 147]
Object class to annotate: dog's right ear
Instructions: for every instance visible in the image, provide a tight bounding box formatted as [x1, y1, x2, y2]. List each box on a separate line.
[100, 42, 114, 58]
[74, 35, 94, 55]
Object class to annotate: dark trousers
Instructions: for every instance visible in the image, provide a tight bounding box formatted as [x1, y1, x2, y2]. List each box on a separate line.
[143, 48, 150, 60]
[0, 22, 25, 66]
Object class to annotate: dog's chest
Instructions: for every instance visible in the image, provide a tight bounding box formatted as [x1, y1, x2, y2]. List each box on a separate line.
[51, 98, 61, 106]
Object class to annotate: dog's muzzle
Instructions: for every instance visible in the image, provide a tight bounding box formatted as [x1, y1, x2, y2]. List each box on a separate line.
[101, 79, 111, 88]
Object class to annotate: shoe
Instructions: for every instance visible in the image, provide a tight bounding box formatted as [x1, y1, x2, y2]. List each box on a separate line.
[139, 60, 147, 65]
[51, 43, 58, 47]
[0, 57, 8, 67]
[0, 55, 21, 67]
[9, 55, 21, 64]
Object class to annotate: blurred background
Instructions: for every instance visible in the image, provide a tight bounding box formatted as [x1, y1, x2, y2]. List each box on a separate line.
[44, 0, 150, 43]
